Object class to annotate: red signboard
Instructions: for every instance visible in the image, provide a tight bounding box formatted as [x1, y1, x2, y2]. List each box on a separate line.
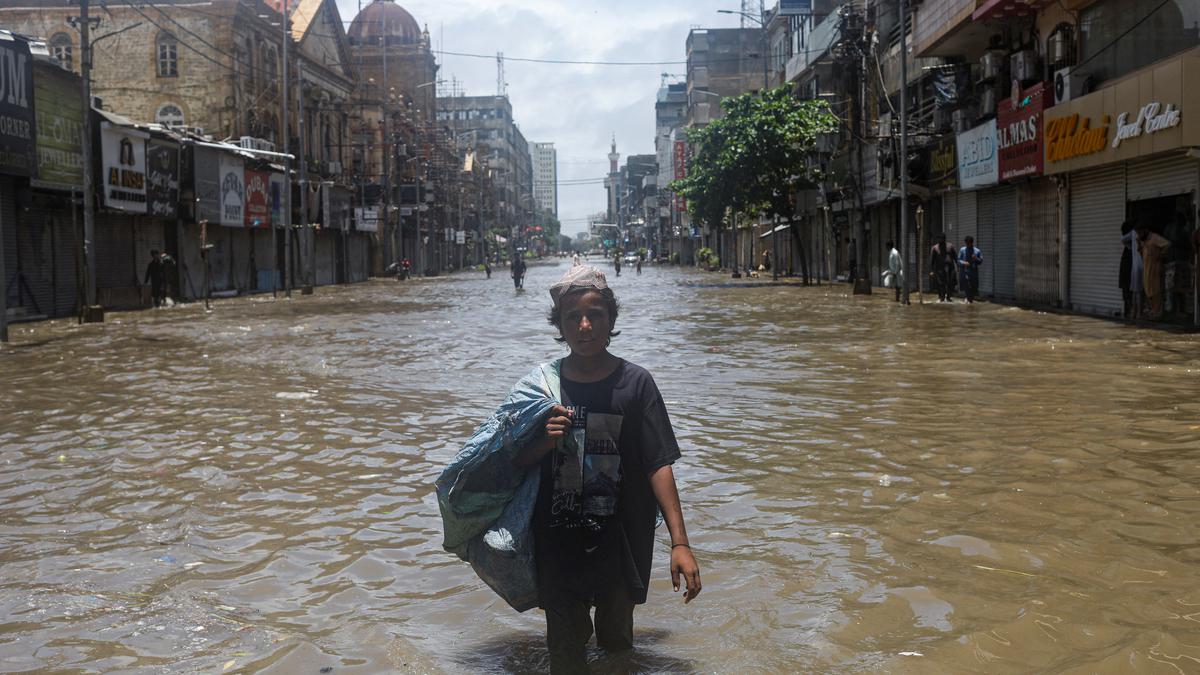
[244, 168, 270, 227]
[673, 140, 687, 212]
[997, 81, 1046, 181]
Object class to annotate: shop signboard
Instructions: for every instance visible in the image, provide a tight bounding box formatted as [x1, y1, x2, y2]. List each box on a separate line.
[145, 139, 179, 218]
[956, 119, 998, 189]
[194, 147, 220, 223]
[100, 122, 148, 212]
[673, 140, 687, 212]
[997, 81, 1046, 181]
[1044, 53, 1200, 174]
[456, 229, 466, 245]
[0, 35, 35, 177]
[32, 64, 82, 190]
[269, 172, 285, 227]
[218, 153, 244, 227]
[245, 168, 270, 227]
[927, 134, 958, 190]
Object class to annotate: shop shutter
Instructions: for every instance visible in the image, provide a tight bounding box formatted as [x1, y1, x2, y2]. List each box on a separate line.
[977, 189, 996, 295]
[1016, 178, 1061, 307]
[955, 190, 977, 246]
[1126, 154, 1197, 202]
[13, 205, 67, 318]
[941, 192, 958, 241]
[95, 213, 136, 290]
[1069, 166, 1125, 317]
[990, 185, 1018, 300]
[1, 178, 16, 314]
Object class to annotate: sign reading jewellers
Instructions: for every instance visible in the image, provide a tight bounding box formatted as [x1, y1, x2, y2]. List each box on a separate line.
[1044, 53, 1200, 174]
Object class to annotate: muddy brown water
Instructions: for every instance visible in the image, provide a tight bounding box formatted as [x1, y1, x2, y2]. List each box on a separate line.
[2, 262, 1200, 674]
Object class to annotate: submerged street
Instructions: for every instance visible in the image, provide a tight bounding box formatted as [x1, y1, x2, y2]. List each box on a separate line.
[2, 262, 1200, 673]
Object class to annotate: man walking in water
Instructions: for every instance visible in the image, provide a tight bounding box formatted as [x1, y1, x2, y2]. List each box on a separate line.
[958, 236, 983, 303]
[515, 265, 701, 672]
[512, 255, 527, 289]
[143, 249, 170, 308]
[930, 234, 957, 302]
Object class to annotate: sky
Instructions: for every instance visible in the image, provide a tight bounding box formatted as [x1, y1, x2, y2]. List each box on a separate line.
[333, 0, 751, 236]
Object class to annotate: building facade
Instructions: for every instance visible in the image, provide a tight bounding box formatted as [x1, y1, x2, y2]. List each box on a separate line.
[532, 141, 557, 217]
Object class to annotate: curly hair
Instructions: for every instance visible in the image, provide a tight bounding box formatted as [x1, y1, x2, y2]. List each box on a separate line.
[546, 288, 621, 344]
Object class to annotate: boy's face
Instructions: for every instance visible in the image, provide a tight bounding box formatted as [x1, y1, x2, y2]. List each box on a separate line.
[559, 290, 612, 358]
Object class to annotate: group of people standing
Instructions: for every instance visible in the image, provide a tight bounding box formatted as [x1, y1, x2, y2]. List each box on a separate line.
[879, 235, 983, 303]
[1120, 215, 1195, 321]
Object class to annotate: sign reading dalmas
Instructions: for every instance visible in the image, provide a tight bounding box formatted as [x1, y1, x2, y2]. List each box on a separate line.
[100, 122, 148, 213]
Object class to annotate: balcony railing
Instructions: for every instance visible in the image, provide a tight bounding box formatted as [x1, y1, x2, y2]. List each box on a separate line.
[785, 6, 843, 82]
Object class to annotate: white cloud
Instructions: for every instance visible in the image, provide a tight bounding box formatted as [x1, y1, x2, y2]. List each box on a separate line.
[334, 0, 747, 234]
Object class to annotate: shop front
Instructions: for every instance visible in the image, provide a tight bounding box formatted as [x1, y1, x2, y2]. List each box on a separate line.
[1044, 51, 1200, 322]
[0, 33, 36, 335]
[95, 115, 162, 309]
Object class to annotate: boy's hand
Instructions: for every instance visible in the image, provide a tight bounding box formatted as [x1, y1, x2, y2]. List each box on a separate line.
[543, 405, 571, 442]
[670, 546, 701, 604]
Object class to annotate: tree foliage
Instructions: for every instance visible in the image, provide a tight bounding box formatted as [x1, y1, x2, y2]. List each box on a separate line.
[669, 87, 838, 228]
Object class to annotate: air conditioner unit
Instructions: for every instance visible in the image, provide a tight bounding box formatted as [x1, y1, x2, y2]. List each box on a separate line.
[951, 107, 973, 133]
[979, 88, 998, 117]
[238, 137, 276, 153]
[1010, 50, 1040, 84]
[170, 124, 206, 137]
[877, 113, 892, 138]
[979, 50, 1005, 81]
[1048, 29, 1073, 67]
[1053, 67, 1086, 105]
[322, 161, 342, 175]
[932, 107, 952, 133]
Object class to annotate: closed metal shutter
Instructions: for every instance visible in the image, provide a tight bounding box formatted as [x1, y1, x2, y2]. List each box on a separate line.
[95, 213, 136, 290]
[1016, 178, 1061, 306]
[941, 192, 958, 242]
[1126, 154, 1197, 201]
[14, 204, 77, 318]
[977, 189, 996, 295]
[1, 178, 16, 317]
[1069, 166, 1126, 317]
[316, 230, 336, 286]
[988, 185, 1018, 300]
[955, 190, 977, 246]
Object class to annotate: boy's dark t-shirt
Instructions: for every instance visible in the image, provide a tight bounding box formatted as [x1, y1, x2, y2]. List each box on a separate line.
[533, 359, 681, 605]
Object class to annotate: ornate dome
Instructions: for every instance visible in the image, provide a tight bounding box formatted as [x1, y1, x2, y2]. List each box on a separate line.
[348, 0, 423, 46]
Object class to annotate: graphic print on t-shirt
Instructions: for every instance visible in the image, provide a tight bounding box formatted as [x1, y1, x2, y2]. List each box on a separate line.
[549, 409, 623, 531]
[582, 412, 623, 518]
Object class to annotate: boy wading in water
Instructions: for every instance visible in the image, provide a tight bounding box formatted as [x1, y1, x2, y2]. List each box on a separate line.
[513, 265, 701, 672]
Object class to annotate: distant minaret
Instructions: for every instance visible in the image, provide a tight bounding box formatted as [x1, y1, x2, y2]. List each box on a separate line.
[606, 136, 620, 224]
[608, 135, 620, 174]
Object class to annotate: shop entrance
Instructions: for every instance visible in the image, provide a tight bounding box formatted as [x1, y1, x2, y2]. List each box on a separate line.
[1126, 193, 1196, 323]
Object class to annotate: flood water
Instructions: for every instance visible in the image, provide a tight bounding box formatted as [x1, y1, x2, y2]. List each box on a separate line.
[2, 261, 1200, 674]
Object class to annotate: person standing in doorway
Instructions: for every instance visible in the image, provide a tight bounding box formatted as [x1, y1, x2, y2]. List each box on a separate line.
[144, 250, 168, 308]
[958, 236, 983, 303]
[930, 234, 957, 302]
[1138, 224, 1171, 319]
[883, 240, 903, 302]
[1120, 221, 1142, 319]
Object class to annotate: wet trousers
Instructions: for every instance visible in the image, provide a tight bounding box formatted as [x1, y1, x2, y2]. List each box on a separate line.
[543, 583, 634, 674]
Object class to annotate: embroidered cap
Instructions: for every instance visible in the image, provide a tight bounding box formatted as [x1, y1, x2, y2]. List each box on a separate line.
[549, 265, 610, 307]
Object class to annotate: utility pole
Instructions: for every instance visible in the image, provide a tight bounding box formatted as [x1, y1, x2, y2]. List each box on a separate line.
[76, 0, 98, 312]
[381, 31, 392, 271]
[281, 0, 292, 297]
[297, 60, 311, 292]
[899, 0, 911, 304]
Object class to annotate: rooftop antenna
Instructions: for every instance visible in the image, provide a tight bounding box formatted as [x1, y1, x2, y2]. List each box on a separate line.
[496, 51, 507, 97]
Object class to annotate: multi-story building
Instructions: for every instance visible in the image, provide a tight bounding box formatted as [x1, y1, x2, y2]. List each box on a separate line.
[655, 81, 689, 262]
[532, 141, 557, 217]
[436, 95, 533, 250]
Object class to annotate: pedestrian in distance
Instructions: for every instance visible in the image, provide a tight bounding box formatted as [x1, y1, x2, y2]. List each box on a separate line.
[572, 252, 581, 267]
[484, 260, 492, 279]
[636, 256, 642, 275]
[958, 236, 983, 303]
[613, 252, 622, 277]
[512, 256, 527, 289]
[1137, 224, 1171, 319]
[143, 249, 171, 308]
[883, 240, 903, 302]
[930, 234, 957, 302]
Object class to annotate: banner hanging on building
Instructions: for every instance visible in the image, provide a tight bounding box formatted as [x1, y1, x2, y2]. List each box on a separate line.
[145, 139, 179, 219]
[673, 140, 687, 212]
[218, 153, 245, 227]
[269, 172, 285, 227]
[100, 122, 148, 212]
[997, 81, 1046, 181]
[0, 34, 35, 177]
[244, 168, 270, 227]
[32, 64, 82, 190]
[354, 206, 379, 232]
[956, 119, 998, 189]
[193, 147, 220, 224]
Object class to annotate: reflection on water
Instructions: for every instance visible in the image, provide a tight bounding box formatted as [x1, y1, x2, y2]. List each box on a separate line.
[2, 262, 1199, 673]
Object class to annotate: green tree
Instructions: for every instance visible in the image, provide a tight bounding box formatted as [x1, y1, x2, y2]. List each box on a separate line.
[670, 86, 837, 229]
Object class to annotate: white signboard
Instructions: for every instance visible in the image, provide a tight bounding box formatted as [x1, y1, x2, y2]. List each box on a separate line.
[455, 229, 466, 245]
[956, 119, 999, 189]
[1112, 102, 1182, 148]
[100, 122, 148, 213]
[218, 154, 245, 227]
[354, 207, 379, 232]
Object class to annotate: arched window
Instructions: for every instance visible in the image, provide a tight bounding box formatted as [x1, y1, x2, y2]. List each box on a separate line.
[156, 32, 178, 77]
[155, 103, 184, 127]
[50, 33, 73, 70]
